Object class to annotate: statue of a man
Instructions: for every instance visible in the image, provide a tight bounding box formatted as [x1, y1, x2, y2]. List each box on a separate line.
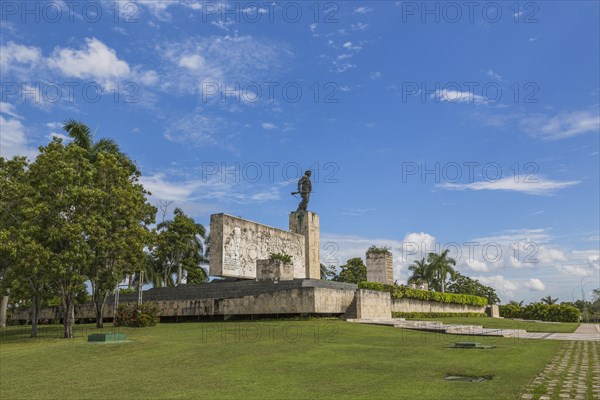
[292, 170, 312, 212]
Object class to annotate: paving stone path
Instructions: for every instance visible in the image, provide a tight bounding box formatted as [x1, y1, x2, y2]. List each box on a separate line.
[521, 341, 600, 400]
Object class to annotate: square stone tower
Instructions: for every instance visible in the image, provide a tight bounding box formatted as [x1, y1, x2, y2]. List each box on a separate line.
[289, 210, 320, 279]
[366, 248, 394, 285]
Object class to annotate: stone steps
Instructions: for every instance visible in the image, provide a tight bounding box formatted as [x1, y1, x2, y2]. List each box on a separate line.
[354, 319, 530, 337]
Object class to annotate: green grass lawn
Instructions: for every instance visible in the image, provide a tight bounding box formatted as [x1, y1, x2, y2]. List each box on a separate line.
[0, 320, 563, 400]
[408, 317, 580, 333]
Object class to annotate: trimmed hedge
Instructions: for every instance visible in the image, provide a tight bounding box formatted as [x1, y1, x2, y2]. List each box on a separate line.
[499, 303, 580, 323]
[115, 302, 160, 327]
[358, 281, 488, 307]
[392, 312, 487, 319]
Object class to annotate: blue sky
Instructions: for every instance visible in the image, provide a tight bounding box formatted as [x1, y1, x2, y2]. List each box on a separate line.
[1, 0, 599, 303]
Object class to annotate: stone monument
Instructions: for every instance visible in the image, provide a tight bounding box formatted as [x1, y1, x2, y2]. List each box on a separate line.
[209, 213, 305, 279]
[289, 170, 320, 279]
[366, 247, 394, 285]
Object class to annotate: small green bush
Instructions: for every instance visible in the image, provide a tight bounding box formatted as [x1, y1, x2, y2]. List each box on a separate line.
[367, 245, 391, 255]
[392, 312, 487, 319]
[359, 281, 488, 307]
[269, 253, 292, 263]
[499, 303, 580, 322]
[115, 302, 160, 327]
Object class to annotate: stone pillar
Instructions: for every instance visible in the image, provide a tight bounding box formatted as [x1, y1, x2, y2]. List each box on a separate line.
[289, 210, 320, 279]
[366, 250, 394, 285]
[486, 304, 500, 318]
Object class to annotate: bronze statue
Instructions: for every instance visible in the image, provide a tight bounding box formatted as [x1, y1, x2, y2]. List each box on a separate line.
[291, 170, 312, 212]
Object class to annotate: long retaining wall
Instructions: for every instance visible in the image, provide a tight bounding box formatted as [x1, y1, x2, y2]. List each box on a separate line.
[11, 280, 489, 322]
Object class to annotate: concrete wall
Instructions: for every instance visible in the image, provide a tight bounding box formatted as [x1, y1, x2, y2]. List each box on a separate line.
[289, 211, 320, 279]
[392, 298, 486, 314]
[210, 213, 306, 279]
[11, 282, 488, 322]
[355, 289, 391, 319]
[11, 281, 360, 321]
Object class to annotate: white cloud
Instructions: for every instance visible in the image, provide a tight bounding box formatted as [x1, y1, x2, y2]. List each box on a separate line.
[178, 54, 207, 71]
[46, 122, 63, 130]
[0, 102, 23, 120]
[164, 114, 223, 146]
[140, 171, 281, 208]
[341, 208, 376, 216]
[261, 122, 277, 130]
[432, 89, 487, 104]
[157, 35, 289, 97]
[354, 6, 372, 14]
[525, 278, 546, 291]
[519, 110, 600, 140]
[0, 105, 37, 160]
[370, 71, 382, 80]
[556, 265, 590, 277]
[476, 275, 520, 298]
[47, 132, 72, 142]
[462, 259, 489, 272]
[352, 23, 368, 31]
[48, 38, 130, 85]
[437, 176, 580, 196]
[0, 42, 42, 74]
[484, 69, 502, 81]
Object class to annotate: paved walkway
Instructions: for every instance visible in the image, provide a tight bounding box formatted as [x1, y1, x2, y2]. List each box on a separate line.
[347, 319, 600, 341]
[521, 341, 600, 399]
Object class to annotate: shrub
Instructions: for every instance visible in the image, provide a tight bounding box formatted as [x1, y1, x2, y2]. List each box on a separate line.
[269, 253, 292, 263]
[392, 312, 487, 319]
[358, 281, 488, 307]
[114, 302, 160, 327]
[499, 303, 580, 323]
[367, 245, 391, 255]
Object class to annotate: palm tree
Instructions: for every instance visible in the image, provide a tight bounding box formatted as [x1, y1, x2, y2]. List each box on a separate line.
[407, 258, 432, 288]
[154, 208, 207, 286]
[63, 119, 135, 171]
[540, 295, 558, 305]
[427, 250, 456, 294]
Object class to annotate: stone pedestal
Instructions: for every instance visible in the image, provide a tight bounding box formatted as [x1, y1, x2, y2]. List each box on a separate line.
[256, 259, 294, 282]
[366, 250, 394, 285]
[486, 304, 500, 318]
[289, 210, 320, 279]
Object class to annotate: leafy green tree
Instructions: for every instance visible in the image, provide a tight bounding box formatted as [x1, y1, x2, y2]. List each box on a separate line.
[86, 152, 156, 328]
[446, 272, 501, 305]
[151, 208, 207, 286]
[25, 139, 94, 338]
[320, 263, 339, 280]
[427, 250, 457, 294]
[62, 120, 156, 329]
[333, 257, 367, 284]
[0, 156, 29, 328]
